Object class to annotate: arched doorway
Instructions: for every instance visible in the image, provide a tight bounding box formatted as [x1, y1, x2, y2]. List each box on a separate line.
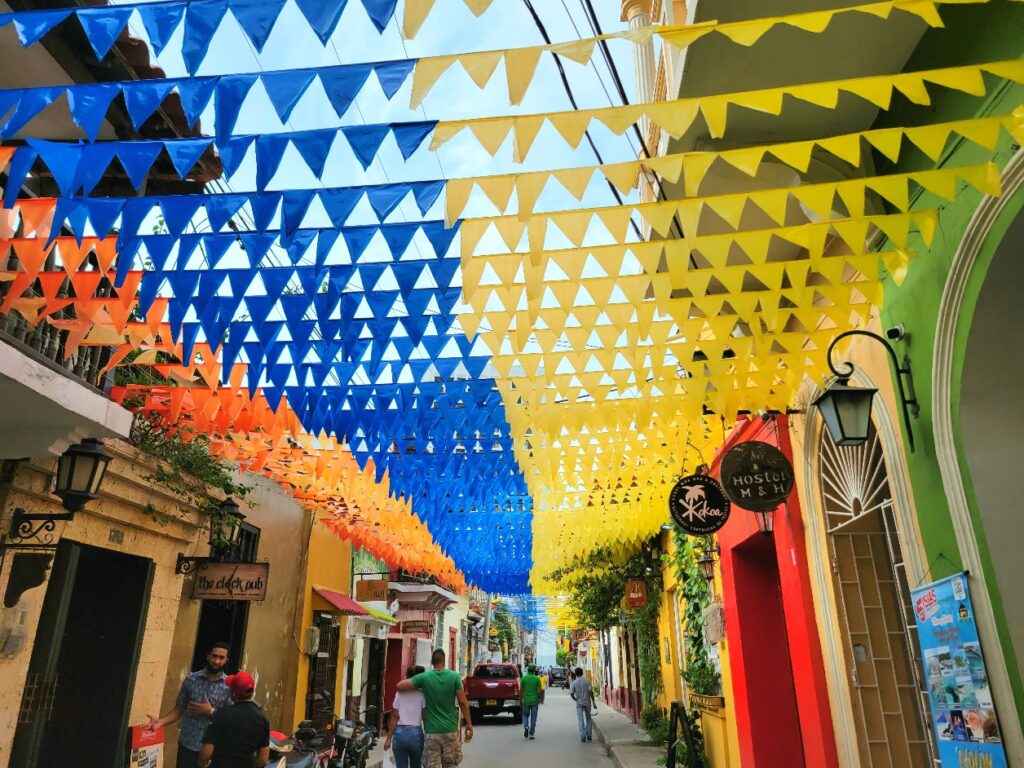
[817, 422, 934, 766]
[957, 204, 1024, 689]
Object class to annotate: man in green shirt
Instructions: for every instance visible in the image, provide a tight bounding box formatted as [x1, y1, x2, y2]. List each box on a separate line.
[520, 665, 542, 740]
[397, 649, 472, 768]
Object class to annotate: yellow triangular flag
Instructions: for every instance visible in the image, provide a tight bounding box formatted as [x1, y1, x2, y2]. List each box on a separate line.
[789, 82, 839, 109]
[603, 162, 640, 196]
[411, 56, 455, 109]
[459, 50, 504, 89]
[596, 105, 645, 136]
[445, 178, 474, 227]
[646, 101, 700, 139]
[683, 153, 716, 197]
[429, 122, 465, 151]
[783, 9, 832, 33]
[957, 162, 1002, 198]
[923, 65, 987, 96]
[793, 184, 838, 220]
[506, 48, 543, 106]
[866, 175, 909, 211]
[659, 26, 713, 50]
[819, 133, 863, 166]
[644, 154, 685, 184]
[515, 173, 549, 220]
[495, 218, 527, 252]
[513, 116, 545, 163]
[844, 77, 894, 109]
[706, 195, 748, 229]
[554, 167, 596, 200]
[550, 112, 592, 149]
[836, 181, 866, 219]
[403, 0, 437, 38]
[596, 208, 636, 243]
[699, 98, 729, 139]
[477, 174, 517, 212]
[769, 141, 814, 173]
[893, 72, 932, 105]
[553, 211, 594, 248]
[906, 124, 950, 160]
[469, 119, 513, 156]
[551, 39, 595, 65]
[717, 18, 774, 46]
[720, 146, 766, 177]
[463, 0, 493, 16]
[748, 188, 789, 226]
[864, 128, 904, 162]
[954, 118, 1002, 151]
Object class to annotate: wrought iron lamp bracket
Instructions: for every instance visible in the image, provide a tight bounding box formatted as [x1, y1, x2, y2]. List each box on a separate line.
[825, 329, 919, 452]
[3, 509, 75, 550]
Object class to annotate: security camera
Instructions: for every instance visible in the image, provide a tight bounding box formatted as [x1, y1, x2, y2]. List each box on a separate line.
[885, 323, 907, 341]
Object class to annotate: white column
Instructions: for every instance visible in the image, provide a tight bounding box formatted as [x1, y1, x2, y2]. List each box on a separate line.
[621, 0, 656, 151]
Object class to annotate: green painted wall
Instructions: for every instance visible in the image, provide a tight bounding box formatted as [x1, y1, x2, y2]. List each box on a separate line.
[872, 0, 1024, 720]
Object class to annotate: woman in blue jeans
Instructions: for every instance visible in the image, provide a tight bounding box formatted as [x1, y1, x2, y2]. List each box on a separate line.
[385, 666, 426, 768]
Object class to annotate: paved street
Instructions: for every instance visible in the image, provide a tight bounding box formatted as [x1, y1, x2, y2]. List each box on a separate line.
[461, 688, 612, 768]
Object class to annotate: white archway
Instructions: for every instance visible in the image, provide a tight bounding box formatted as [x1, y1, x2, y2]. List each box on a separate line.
[931, 147, 1024, 762]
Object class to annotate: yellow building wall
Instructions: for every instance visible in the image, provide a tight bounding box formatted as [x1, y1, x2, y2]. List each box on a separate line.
[0, 441, 205, 768]
[656, 530, 741, 768]
[292, 516, 353, 727]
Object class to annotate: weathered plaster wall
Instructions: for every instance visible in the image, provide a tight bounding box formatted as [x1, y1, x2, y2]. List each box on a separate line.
[0, 440, 204, 768]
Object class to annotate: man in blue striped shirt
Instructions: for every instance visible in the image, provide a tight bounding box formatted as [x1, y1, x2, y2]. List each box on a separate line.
[148, 641, 234, 768]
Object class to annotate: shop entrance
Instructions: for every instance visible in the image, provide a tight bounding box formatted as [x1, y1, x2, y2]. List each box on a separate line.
[819, 422, 933, 766]
[11, 539, 153, 767]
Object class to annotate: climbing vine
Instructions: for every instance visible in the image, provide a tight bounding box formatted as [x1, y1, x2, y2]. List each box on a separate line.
[669, 528, 721, 696]
[130, 412, 251, 537]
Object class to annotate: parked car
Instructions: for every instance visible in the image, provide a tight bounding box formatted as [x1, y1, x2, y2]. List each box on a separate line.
[464, 663, 522, 723]
[547, 667, 570, 688]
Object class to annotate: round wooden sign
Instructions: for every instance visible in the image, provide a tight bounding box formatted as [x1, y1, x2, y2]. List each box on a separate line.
[668, 474, 731, 535]
[720, 440, 795, 512]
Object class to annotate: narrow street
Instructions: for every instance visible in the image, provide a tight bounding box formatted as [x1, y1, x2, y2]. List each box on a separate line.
[461, 689, 612, 768]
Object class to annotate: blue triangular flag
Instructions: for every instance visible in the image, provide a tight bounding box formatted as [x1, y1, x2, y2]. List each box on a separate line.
[138, 270, 165, 316]
[117, 198, 153, 245]
[26, 139, 81, 196]
[381, 223, 420, 260]
[215, 74, 257, 140]
[391, 258, 423, 295]
[281, 189, 315, 240]
[225, 267, 257, 299]
[177, 234, 203, 268]
[342, 225, 378, 261]
[361, 0, 398, 33]
[0, 88, 22, 125]
[179, 322, 202, 364]
[75, 6, 133, 60]
[261, 267, 294, 304]
[430, 253, 462, 289]
[165, 137, 213, 180]
[422, 221, 460, 258]
[239, 232, 276, 264]
[48, 197, 82, 247]
[319, 187, 362, 228]
[202, 234, 235, 268]
[228, 0, 286, 52]
[315, 229, 341, 266]
[140, 235, 177, 272]
[392, 121, 435, 160]
[318, 64, 372, 118]
[205, 193, 248, 232]
[67, 83, 120, 141]
[13, 9, 72, 47]
[342, 124, 389, 170]
[86, 198, 125, 237]
[374, 60, 415, 99]
[366, 184, 407, 220]
[250, 192, 281, 232]
[411, 180, 445, 214]
[295, 265, 326, 297]
[217, 135, 254, 178]
[285, 229, 317, 265]
[116, 141, 164, 189]
[159, 196, 204, 237]
[293, 0, 349, 44]
[176, 77, 219, 129]
[182, 0, 228, 75]
[1, 87, 63, 137]
[255, 134, 289, 190]
[122, 80, 176, 131]
[261, 69, 316, 123]
[290, 129, 334, 179]
[136, 3, 186, 57]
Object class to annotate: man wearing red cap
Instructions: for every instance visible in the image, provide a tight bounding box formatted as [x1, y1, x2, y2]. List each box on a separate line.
[197, 672, 270, 768]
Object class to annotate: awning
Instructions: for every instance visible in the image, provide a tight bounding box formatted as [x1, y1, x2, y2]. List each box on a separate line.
[313, 586, 369, 616]
[359, 602, 397, 624]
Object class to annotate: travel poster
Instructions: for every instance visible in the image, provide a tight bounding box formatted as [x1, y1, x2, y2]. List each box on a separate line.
[912, 572, 1007, 768]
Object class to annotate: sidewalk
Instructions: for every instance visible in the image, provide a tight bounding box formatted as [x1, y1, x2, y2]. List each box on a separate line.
[592, 703, 663, 768]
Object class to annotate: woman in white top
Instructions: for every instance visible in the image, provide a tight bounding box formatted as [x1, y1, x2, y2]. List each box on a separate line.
[384, 665, 426, 768]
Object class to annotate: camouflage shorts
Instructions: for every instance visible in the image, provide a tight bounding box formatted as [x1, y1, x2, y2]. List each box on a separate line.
[423, 731, 462, 768]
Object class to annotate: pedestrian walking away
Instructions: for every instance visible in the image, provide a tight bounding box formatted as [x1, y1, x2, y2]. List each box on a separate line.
[569, 668, 594, 742]
[397, 649, 473, 768]
[198, 671, 270, 768]
[520, 665, 542, 739]
[386, 665, 427, 768]
[147, 641, 235, 768]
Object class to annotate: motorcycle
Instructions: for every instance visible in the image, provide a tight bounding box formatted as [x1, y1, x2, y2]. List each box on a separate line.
[315, 690, 378, 768]
[265, 721, 321, 767]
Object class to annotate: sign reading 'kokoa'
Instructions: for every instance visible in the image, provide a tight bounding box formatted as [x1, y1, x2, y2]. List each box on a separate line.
[191, 562, 269, 602]
[720, 440, 794, 512]
[669, 474, 731, 535]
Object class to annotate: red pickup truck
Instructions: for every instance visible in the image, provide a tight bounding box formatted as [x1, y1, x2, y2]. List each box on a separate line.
[464, 663, 522, 724]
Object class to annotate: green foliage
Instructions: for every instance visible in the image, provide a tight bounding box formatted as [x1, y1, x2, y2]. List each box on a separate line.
[130, 412, 251, 536]
[550, 544, 664, 704]
[641, 703, 670, 744]
[555, 647, 572, 668]
[669, 529, 721, 697]
[672, 707, 709, 768]
[492, 600, 517, 661]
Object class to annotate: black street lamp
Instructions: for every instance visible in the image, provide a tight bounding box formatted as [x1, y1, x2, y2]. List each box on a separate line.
[6, 438, 113, 547]
[175, 497, 246, 574]
[696, 552, 716, 582]
[814, 330, 919, 452]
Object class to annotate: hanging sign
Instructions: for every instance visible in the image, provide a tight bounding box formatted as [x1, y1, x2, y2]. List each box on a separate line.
[669, 474, 731, 535]
[402, 620, 432, 635]
[355, 579, 389, 601]
[191, 562, 269, 602]
[720, 440, 794, 512]
[911, 572, 1007, 767]
[625, 579, 648, 609]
